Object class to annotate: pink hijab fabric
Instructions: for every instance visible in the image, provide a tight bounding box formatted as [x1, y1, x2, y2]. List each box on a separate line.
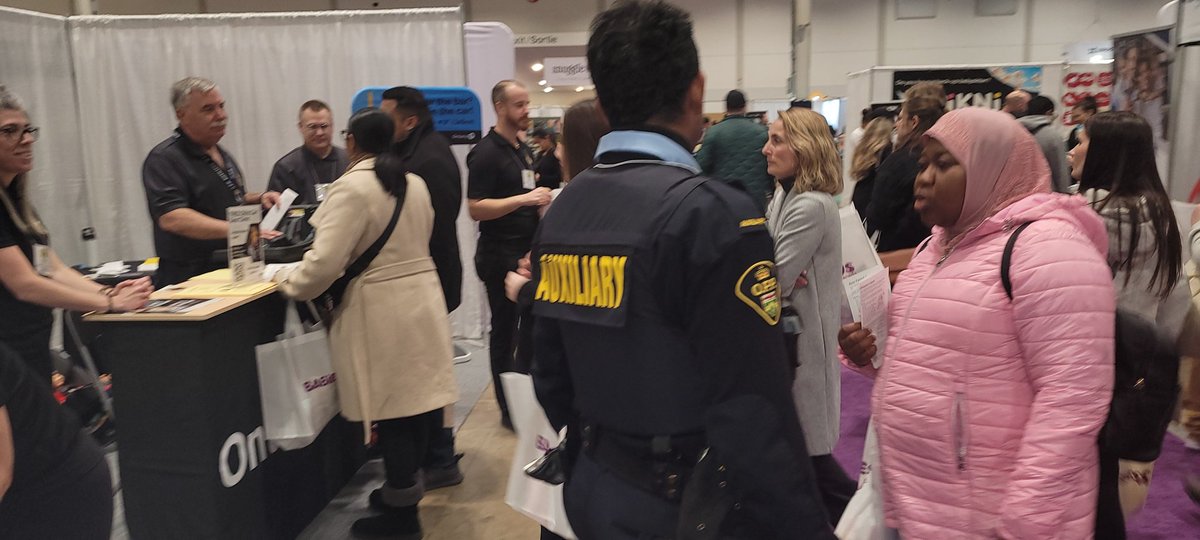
[925, 107, 1051, 245]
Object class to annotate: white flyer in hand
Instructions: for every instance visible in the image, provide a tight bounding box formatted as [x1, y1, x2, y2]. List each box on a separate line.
[842, 264, 891, 369]
[839, 205, 882, 279]
[260, 188, 298, 232]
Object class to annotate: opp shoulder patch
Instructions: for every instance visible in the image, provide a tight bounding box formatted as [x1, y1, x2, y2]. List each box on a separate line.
[734, 260, 781, 325]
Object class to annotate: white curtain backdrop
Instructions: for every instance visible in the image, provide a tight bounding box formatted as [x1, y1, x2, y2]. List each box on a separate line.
[68, 8, 466, 262]
[0, 7, 92, 265]
[451, 22, 516, 340]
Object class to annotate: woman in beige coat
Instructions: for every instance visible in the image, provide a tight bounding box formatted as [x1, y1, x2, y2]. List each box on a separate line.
[275, 108, 456, 540]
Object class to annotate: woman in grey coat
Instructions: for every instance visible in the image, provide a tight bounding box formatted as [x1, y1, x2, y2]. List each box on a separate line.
[761, 107, 856, 524]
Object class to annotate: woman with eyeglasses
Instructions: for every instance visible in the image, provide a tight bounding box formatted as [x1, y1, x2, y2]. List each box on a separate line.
[0, 86, 152, 382]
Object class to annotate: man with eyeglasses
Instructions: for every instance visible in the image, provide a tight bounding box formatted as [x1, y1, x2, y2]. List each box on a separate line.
[267, 100, 350, 205]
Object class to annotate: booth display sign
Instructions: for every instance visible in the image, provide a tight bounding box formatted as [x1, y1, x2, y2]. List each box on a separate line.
[1112, 27, 1172, 178]
[543, 56, 592, 86]
[352, 86, 483, 144]
[514, 32, 588, 48]
[1062, 66, 1114, 125]
[892, 66, 1043, 110]
[228, 205, 264, 284]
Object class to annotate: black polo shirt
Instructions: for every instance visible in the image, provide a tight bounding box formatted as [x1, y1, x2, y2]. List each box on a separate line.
[266, 145, 349, 205]
[0, 184, 53, 377]
[142, 128, 246, 284]
[466, 128, 537, 247]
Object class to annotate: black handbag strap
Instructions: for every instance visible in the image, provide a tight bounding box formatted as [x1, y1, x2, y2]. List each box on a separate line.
[341, 186, 405, 285]
[1000, 221, 1036, 301]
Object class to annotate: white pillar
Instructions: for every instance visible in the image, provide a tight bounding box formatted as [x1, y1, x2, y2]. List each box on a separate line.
[792, 0, 812, 97]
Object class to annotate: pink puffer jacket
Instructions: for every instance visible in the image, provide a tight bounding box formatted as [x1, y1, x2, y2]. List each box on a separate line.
[867, 192, 1115, 539]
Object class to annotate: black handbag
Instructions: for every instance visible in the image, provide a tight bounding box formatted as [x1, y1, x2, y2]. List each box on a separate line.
[315, 194, 403, 322]
[523, 442, 568, 485]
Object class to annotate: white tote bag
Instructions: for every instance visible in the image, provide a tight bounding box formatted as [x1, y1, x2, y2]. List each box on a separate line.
[501, 373, 577, 539]
[835, 419, 898, 540]
[255, 303, 340, 451]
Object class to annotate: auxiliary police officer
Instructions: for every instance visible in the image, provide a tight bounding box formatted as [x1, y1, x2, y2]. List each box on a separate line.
[530, 2, 835, 539]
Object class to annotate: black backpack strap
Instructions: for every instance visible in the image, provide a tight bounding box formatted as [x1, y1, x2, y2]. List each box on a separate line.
[1000, 222, 1036, 301]
[914, 234, 935, 256]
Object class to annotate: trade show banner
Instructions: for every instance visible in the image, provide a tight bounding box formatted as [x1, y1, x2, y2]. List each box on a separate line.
[352, 86, 483, 144]
[892, 66, 1043, 110]
[1112, 27, 1172, 179]
[1062, 65, 1114, 125]
[543, 56, 591, 87]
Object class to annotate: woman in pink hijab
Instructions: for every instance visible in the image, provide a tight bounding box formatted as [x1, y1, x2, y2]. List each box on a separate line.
[839, 108, 1116, 539]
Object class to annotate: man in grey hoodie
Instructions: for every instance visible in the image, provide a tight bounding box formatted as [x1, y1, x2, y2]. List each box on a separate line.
[1018, 95, 1070, 193]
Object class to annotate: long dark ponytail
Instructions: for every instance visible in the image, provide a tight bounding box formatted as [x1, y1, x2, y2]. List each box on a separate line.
[347, 108, 408, 198]
[1079, 111, 1181, 299]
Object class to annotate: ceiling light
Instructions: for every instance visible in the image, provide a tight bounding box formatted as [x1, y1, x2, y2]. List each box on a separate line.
[575, 86, 584, 92]
[531, 63, 544, 72]
[538, 80, 547, 86]
[543, 86, 554, 93]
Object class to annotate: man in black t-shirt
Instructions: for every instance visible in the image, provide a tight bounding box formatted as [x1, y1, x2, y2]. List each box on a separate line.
[0, 344, 112, 537]
[267, 100, 350, 205]
[142, 77, 281, 287]
[467, 80, 551, 428]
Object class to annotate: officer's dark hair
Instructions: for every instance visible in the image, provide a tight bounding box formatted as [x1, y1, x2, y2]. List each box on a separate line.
[725, 90, 747, 111]
[587, 0, 699, 128]
[1074, 95, 1099, 114]
[348, 108, 408, 198]
[1026, 95, 1055, 116]
[297, 99, 330, 120]
[381, 86, 432, 124]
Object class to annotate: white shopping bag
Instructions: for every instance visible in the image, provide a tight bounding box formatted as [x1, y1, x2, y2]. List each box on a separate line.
[501, 373, 577, 539]
[255, 303, 340, 451]
[835, 419, 898, 540]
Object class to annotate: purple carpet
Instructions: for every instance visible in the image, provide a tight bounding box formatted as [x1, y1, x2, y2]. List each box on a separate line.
[831, 366, 1200, 538]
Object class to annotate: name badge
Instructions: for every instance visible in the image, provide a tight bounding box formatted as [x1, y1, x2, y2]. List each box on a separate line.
[522, 169, 536, 190]
[315, 183, 331, 203]
[34, 243, 52, 276]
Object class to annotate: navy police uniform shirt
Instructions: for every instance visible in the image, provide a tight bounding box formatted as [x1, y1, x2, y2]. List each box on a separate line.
[529, 127, 833, 538]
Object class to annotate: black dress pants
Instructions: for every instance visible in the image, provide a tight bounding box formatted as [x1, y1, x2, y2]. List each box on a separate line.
[1095, 446, 1126, 540]
[475, 243, 530, 421]
[811, 453, 857, 526]
[377, 410, 438, 491]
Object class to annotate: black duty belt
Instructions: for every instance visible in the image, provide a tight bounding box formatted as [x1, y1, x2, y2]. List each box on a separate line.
[580, 420, 707, 502]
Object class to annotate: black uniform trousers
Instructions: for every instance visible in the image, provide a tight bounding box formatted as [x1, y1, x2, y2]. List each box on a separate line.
[563, 453, 679, 540]
[475, 241, 531, 421]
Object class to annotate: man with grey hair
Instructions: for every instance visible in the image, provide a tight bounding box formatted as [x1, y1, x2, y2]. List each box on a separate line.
[142, 77, 280, 286]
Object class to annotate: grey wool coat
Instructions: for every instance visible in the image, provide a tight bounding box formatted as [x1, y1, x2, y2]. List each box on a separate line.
[765, 185, 843, 456]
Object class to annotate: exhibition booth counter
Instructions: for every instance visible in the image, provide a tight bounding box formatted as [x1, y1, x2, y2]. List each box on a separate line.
[84, 272, 363, 539]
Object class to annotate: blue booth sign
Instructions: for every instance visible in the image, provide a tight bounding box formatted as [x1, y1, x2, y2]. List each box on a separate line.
[351, 86, 483, 144]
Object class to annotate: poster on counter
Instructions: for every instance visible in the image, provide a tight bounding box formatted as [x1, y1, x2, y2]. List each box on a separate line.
[892, 66, 1043, 110]
[1062, 65, 1114, 125]
[1112, 27, 1173, 178]
[227, 205, 264, 284]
